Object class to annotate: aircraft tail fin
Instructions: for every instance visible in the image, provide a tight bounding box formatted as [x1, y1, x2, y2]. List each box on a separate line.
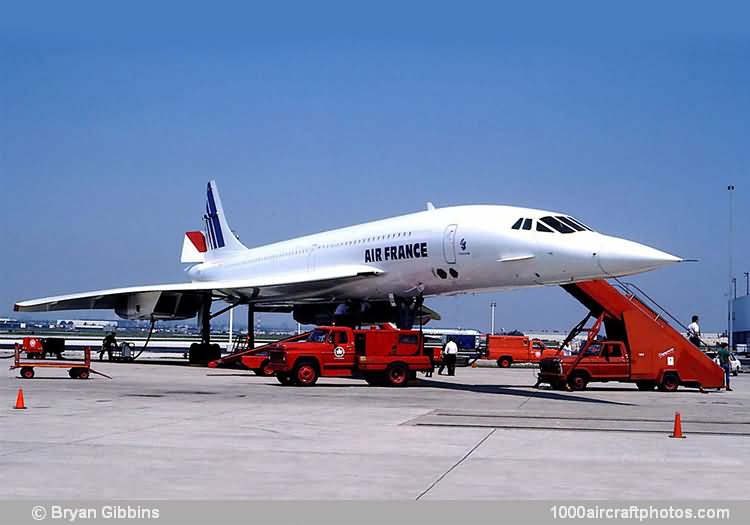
[203, 180, 248, 257]
[181, 231, 207, 263]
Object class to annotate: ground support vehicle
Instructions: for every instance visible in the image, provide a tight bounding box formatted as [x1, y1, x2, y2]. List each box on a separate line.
[207, 332, 310, 375]
[485, 335, 558, 367]
[269, 325, 435, 386]
[10, 346, 110, 380]
[537, 280, 724, 392]
[19, 337, 65, 359]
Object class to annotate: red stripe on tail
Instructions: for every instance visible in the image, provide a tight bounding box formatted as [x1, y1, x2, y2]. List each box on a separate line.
[186, 231, 207, 253]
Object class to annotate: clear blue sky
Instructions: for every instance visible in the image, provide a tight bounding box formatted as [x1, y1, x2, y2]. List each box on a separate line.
[2, 2, 748, 333]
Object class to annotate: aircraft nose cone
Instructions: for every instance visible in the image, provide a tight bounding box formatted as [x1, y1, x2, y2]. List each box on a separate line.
[596, 235, 682, 277]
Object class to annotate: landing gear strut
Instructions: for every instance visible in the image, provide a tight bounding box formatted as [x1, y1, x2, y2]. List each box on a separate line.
[188, 296, 222, 365]
[394, 295, 424, 329]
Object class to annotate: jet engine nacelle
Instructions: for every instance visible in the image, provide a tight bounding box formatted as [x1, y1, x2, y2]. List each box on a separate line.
[114, 292, 203, 321]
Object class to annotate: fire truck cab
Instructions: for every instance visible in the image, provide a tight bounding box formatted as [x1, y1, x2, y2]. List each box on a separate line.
[269, 325, 435, 387]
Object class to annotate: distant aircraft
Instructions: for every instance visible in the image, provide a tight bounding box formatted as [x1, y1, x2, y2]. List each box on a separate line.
[15, 181, 682, 358]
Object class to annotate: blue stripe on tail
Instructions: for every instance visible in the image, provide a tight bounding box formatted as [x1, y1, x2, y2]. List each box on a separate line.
[205, 183, 225, 249]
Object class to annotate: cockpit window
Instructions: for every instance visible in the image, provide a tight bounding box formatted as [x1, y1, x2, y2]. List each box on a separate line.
[511, 218, 523, 230]
[567, 216, 593, 231]
[522, 218, 532, 230]
[540, 216, 575, 234]
[556, 216, 585, 232]
[536, 222, 553, 233]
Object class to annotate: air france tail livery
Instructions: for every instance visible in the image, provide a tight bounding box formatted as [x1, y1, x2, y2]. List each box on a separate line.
[15, 181, 682, 328]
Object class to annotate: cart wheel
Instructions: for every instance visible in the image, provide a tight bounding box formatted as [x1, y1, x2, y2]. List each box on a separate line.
[261, 360, 275, 377]
[69, 369, 79, 378]
[20, 367, 34, 379]
[77, 369, 90, 380]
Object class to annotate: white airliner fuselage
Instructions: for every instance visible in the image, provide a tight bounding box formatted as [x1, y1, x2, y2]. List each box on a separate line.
[15, 181, 681, 328]
[188, 204, 679, 300]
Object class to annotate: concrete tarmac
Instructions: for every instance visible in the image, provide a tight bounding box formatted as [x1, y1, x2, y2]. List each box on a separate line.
[1, 362, 748, 499]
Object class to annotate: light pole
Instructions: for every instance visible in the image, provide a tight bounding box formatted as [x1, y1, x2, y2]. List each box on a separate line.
[745, 272, 749, 296]
[728, 185, 735, 349]
[490, 302, 497, 334]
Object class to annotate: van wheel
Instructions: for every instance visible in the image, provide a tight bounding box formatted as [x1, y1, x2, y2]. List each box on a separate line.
[385, 363, 409, 387]
[294, 362, 319, 386]
[497, 357, 512, 368]
[276, 373, 295, 386]
[568, 372, 588, 391]
[636, 381, 656, 391]
[659, 373, 679, 392]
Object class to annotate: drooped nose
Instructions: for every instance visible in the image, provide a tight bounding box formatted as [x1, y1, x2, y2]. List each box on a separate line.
[596, 235, 682, 277]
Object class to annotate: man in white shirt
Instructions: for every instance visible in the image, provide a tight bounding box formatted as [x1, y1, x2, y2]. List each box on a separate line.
[439, 338, 459, 376]
[687, 315, 701, 348]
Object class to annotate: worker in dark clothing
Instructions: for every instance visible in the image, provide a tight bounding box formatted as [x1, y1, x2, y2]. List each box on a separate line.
[718, 342, 732, 391]
[100, 332, 117, 361]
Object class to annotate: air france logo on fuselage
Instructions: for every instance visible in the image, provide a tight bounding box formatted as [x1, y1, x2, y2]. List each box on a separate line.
[365, 242, 428, 263]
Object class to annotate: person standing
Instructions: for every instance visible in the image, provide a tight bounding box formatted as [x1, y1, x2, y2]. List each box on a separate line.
[100, 331, 118, 361]
[687, 315, 701, 347]
[440, 337, 458, 376]
[718, 342, 733, 391]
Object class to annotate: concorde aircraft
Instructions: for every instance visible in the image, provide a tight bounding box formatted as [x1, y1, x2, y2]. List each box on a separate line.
[15, 181, 682, 356]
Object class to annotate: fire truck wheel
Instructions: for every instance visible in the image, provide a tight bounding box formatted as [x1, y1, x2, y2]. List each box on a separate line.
[77, 369, 90, 380]
[385, 363, 409, 387]
[276, 373, 295, 386]
[497, 357, 512, 368]
[636, 381, 656, 391]
[20, 367, 34, 379]
[294, 362, 319, 386]
[567, 372, 588, 391]
[659, 373, 679, 392]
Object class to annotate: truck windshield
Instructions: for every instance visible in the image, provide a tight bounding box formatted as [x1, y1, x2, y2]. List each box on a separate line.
[308, 329, 330, 343]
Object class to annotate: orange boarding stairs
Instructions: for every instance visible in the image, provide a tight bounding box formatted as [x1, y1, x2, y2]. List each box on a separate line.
[560, 279, 725, 390]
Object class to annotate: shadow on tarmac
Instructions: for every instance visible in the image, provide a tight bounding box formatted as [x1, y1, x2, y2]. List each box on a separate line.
[413, 379, 634, 405]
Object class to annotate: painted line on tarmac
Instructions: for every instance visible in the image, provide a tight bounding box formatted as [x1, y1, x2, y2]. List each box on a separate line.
[416, 428, 496, 500]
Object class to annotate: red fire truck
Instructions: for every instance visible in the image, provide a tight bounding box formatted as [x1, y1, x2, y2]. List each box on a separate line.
[268, 325, 436, 386]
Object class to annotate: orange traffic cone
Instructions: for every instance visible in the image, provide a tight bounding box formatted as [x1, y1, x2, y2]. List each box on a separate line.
[669, 411, 685, 438]
[14, 388, 26, 410]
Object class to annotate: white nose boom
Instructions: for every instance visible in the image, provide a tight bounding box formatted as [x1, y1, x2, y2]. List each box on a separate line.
[596, 235, 683, 277]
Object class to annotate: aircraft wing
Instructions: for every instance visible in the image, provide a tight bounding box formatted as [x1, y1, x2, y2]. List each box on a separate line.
[14, 265, 384, 320]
